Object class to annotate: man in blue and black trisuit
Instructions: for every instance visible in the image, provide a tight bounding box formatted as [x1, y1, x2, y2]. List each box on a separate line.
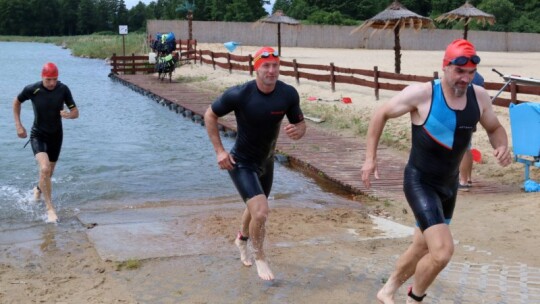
[204, 46, 306, 281]
[361, 39, 512, 303]
[13, 62, 79, 223]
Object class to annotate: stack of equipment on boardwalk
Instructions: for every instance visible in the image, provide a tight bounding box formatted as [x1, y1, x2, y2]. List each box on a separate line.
[155, 52, 179, 82]
[151, 32, 176, 55]
[150, 32, 178, 82]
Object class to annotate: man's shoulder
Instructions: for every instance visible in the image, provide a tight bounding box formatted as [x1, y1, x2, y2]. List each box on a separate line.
[19, 81, 42, 97]
[276, 80, 299, 96]
[226, 80, 255, 94]
[54, 81, 70, 91]
[402, 81, 433, 97]
[24, 81, 42, 91]
[276, 80, 296, 90]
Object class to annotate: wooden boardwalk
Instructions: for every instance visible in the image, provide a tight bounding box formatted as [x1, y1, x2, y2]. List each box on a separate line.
[111, 74, 518, 203]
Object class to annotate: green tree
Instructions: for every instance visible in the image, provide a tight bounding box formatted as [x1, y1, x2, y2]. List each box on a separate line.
[224, 0, 254, 21]
[478, 0, 515, 32]
[77, 0, 97, 34]
[128, 2, 148, 31]
[58, 0, 81, 35]
[115, 0, 130, 28]
[288, 0, 314, 20]
[0, 0, 27, 35]
[209, 0, 230, 20]
[273, 0, 292, 14]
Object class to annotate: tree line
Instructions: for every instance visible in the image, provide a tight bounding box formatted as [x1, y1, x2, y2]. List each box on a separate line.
[0, 0, 538, 36]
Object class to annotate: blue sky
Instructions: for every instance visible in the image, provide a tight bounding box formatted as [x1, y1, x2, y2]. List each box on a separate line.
[125, 0, 275, 14]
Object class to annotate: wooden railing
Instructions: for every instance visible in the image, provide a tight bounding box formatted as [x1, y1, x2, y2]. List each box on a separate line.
[110, 53, 154, 74]
[110, 40, 540, 107]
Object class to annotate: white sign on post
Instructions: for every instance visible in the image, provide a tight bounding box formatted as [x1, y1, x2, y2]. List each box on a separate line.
[119, 25, 128, 35]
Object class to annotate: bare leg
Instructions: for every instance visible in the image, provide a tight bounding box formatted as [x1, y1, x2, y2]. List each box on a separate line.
[246, 194, 274, 281]
[235, 207, 252, 266]
[406, 224, 454, 303]
[33, 186, 42, 201]
[377, 227, 428, 303]
[459, 150, 473, 186]
[35, 153, 58, 223]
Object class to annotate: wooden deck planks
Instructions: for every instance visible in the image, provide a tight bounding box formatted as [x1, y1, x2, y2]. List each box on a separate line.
[113, 74, 519, 203]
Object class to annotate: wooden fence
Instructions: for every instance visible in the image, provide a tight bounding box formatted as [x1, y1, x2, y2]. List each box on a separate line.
[110, 40, 540, 108]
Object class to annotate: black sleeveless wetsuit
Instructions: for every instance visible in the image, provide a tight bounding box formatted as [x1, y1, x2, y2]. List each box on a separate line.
[17, 81, 76, 162]
[211, 80, 304, 202]
[404, 79, 480, 231]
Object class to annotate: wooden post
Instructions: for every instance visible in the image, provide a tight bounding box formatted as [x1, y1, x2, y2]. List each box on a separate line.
[374, 66, 379, 101]
[211, 52, 216, 70]
[433, 71, 439, 79]
[199, 50, 203, 65]
[227, 53, 232, 74]
[112, 53, 117, 74]
[131, 53, 135, 74]
[511, 81, 517, 103]
[249, 54, 253, 76]
[293, 59, 299, 84]
[277, 23, 282, 56]
[188, 10, 193, 43]
[330, 62, 336, 92]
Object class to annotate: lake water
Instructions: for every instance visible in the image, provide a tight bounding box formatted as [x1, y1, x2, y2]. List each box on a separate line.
[0, 42, 341, 223]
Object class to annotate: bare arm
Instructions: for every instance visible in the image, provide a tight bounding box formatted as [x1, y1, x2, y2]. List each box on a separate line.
[61, 106, 79, 119]
[475, 86, 512, 167]
[361, 83, 430, 188]
[203, 106, 235, 170]
[13, 98, 27, 138]
[284, 120, 306, 140]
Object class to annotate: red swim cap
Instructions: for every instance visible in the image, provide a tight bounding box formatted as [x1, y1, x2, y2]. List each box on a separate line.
[253, 47, 280, 71]
[41, 62, 59, 78]
[443, 39, 478, 68]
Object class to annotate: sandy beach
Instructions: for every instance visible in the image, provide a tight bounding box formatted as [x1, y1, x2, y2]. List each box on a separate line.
[1, 44, 539, 303]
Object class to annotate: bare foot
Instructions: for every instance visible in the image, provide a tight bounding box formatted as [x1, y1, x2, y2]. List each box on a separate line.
[33, 186, 41, 201]
[254, 259, 274, 281]
[234, 236, 252, 266]
[377, 285, 395, 304]
[46, 210, 58, 224]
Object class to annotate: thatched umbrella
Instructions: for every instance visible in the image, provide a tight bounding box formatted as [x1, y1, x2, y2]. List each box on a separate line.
[352, 1, 433, 74]
[256, 10, 300, 56]
[435, 1, 495, 40]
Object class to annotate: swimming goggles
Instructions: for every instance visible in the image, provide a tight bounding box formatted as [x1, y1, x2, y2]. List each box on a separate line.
[254, 50, 279, 62]
[449, 55, 481, 66]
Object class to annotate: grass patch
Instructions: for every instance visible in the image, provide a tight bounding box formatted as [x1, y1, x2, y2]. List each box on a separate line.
[0, 33, 149, 59]
[300, 102, 370, 137]
[175, 75, 208, 83]
[116, 259, 142, 271]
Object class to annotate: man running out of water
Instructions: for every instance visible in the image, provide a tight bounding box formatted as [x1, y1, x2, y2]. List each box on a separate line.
[204, 46, 306, 280]
[13, 62, 79, 223]
[361, 39, 512, 303]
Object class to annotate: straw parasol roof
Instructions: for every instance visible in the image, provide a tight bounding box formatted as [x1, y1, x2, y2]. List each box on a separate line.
[255, 10, 300, 56]
[435, 1, 495, 40]
[351, 1, 434, 74]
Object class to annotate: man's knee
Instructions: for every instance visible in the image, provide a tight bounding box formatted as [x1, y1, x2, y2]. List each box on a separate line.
[430, 242, 454, 269]
[247, 195, 269, 222]
[39, 163, 52, 178]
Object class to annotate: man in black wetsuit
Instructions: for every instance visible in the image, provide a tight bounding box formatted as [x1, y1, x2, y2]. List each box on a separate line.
[13, 62, 79, 223]
[361, 40, 512, 303]
[204, 46, 306, 281]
